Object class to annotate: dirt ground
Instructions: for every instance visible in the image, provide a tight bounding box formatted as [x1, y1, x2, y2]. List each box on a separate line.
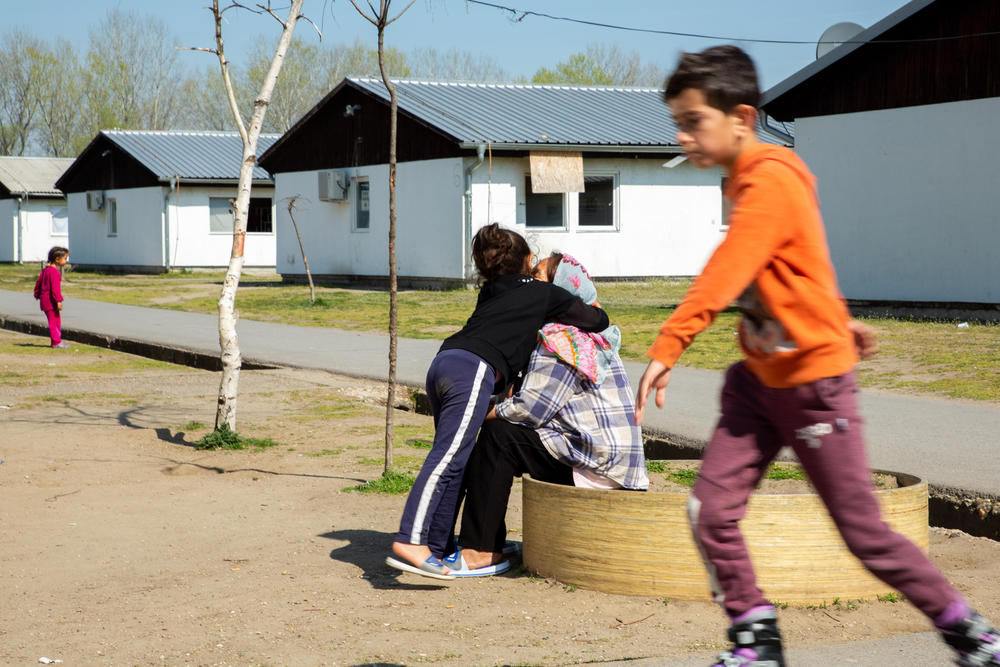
[2, 327, 999, 667]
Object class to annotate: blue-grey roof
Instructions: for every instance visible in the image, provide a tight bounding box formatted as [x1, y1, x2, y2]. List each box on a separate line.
[347, 78, 785, 149]
[0, 157, 74, 197]
[102, 130, 281, 182]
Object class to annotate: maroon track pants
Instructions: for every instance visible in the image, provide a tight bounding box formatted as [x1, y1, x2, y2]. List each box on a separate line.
[689, 361, 959, 620]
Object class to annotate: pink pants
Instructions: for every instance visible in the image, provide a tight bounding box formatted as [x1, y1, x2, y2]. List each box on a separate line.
[689, 361, 959, 620]
[44, 309, 61, 346]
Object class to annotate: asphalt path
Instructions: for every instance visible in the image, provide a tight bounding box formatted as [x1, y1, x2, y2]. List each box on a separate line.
[2, 288, 997, 496]
[2, 287, 994, 664]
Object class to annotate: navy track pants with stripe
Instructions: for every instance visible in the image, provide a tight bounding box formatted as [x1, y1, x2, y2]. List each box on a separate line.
[395, 348, 495, 557]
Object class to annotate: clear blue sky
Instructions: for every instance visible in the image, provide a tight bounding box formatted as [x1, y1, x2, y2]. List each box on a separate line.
[9, 0, 910, 90]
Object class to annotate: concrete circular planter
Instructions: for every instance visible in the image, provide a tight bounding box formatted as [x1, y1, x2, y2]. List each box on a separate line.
[521, 466, 928, 605]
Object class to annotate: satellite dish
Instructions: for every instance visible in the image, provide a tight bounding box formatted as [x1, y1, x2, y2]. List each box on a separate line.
[816, 22, 864, 60]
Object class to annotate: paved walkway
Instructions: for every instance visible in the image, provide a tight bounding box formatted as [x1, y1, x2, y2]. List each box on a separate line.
[3, 287, 995, 665]
[3, 288, 998, 496]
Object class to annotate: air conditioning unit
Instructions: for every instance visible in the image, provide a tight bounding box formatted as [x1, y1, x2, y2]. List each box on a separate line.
[86, 190, 106, 211]
[317, 170, 348, 201]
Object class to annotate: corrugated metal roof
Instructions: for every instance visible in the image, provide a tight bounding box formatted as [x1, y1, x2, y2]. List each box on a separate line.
[102, 130, 281, 182]
[0, 157, 74, 197]
[347, 78, 785, 148]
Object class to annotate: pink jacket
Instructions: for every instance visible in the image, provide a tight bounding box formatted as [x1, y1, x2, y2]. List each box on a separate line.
[34, 265, 63, 312]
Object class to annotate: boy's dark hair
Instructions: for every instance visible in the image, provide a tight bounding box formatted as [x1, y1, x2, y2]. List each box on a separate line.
[471, 223, 532, 283]
[664, 45, 760, 111]
[47, 246, 69, 264]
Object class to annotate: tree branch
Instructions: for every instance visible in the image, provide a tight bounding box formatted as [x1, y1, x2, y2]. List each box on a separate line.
[387, 0, 417, 25]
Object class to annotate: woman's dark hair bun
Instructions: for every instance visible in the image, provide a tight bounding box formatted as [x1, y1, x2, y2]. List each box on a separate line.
[471, 223, 531, 283]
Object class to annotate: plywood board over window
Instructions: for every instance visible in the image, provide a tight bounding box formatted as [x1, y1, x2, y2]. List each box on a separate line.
[529, 151, 584, 193]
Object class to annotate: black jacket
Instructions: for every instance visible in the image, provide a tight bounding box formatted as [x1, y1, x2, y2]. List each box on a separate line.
[439, 274, 609, 392]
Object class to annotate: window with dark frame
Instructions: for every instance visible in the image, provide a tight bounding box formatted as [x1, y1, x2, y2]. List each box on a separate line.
[108, 199, 118, 236]
[524, 175, 564, 228]
[355, 180, 370, 230]
[578, 174, 615, 227]
[247, 197, 273, 233]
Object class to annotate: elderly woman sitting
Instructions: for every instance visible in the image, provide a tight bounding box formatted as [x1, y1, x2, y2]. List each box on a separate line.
[446, 253, 648, 576]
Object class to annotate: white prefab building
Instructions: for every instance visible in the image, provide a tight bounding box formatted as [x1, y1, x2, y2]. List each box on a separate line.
[260, 78, 784, 284]
[55, 130, 279, 271]
[0, 157, 74, 263]
[761, 0, 1000, 305]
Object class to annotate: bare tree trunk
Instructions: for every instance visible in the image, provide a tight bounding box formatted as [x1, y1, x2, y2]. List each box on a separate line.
[350, 0, 414, 474]
[378, 27, 399, 474]
[211, 0, 305, 430]
[286, 196, 316, 304]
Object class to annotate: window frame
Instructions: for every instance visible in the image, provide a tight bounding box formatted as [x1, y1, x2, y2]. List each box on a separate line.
[107, 198, 118, 237]
[353, 177, 371, 232]
[522, 173, 567, 230]
[246, 197, 273, 234]
[574, 171, 619, 232]
[209, 197, 234, 235]
[50, 206, 69, 236]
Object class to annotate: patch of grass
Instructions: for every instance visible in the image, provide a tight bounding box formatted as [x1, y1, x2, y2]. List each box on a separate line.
[877, 592, 904, 603]
[306, 448, 344, 457]
[646, 460, 667, 474]
[180, 420, 207, 431]
[357, 455, 425, 470]
[404, 438, 433, 449]
[345, 468, 415, 494]
[667, 467, 699, 488]
[764, 463, 808, 482]
[194, 425, 280, 451]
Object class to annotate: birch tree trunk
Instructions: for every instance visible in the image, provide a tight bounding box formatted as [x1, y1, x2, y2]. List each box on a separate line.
[211, 0, 305, 430]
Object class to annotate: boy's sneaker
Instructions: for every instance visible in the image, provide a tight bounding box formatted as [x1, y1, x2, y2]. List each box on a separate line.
[938, 611, 1000, 666]
[52, 342, 70, 349]
[712, 607, 785, 667]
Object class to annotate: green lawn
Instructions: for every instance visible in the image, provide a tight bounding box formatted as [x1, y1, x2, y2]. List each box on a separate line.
[2, 264, 997, 402]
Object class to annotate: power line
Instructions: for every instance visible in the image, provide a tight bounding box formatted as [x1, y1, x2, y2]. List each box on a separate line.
[464, 0, 1000, 46]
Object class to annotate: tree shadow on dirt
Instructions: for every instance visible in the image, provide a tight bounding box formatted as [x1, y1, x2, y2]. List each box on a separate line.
[116, 406, 202, 447]
[320, 529, 450, 591]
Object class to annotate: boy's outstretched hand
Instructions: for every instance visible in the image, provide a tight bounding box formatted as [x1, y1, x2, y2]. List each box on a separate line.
[635, 359, 672, 425]
[848, 319, 878, 359]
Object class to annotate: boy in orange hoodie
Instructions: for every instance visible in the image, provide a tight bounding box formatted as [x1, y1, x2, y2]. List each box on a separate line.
[635, 45, 999, 667]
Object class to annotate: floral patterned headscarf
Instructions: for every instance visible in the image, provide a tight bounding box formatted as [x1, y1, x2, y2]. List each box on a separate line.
[538, 254, 622, 385]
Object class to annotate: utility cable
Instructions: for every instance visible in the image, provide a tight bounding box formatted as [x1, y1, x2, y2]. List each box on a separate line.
[465, 0, 1000, 46]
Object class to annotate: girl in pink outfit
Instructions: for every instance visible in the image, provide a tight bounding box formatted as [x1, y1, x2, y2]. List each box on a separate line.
[34, 246, 70, 348]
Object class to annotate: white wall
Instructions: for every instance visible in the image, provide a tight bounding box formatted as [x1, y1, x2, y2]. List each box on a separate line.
[0, 197, 69, 263]
[69, 186, 165, 268]
[273, 155, 723, 280]
[274, 159, 465, 278]
[470, 156, 726, 277]
[796, 97, 1000, 303]
[166, 185, 275, 268]
[68, 185, 276, 269]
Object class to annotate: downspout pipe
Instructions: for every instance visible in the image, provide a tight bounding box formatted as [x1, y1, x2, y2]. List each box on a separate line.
[15, 196, 23, 264]
[462, 143, 486, 281]
[759, 110, 795, 146]
[162, 176, 177, 270]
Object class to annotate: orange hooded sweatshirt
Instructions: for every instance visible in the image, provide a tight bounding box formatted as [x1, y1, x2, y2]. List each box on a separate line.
[647, 143, 857, 388]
